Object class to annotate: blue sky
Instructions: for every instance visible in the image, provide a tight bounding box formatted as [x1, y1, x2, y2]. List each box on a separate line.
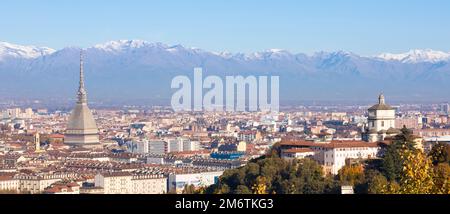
[1, 0, 449, 55]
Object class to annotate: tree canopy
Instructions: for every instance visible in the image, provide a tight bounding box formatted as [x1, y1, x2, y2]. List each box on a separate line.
[205, 128, 450, 194]
[206, 157, 338, 194]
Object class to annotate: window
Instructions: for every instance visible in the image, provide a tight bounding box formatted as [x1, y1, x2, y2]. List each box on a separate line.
[381, 121, 385, 127]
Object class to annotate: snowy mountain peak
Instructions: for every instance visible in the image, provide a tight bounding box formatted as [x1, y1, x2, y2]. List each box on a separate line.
[245, 48, 293, 60]
[0, 41, 55, 60]
[267, 48, 288, 53]
[378, 49, 450, 63]
[92, 39, 162, 52]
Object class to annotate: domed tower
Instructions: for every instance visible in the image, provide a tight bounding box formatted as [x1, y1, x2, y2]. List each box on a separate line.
[363, 93, 397, 142]
[64, 51, 100, 146]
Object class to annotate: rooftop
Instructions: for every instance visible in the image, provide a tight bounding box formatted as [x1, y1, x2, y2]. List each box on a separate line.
[368, 93, 394, 111]
[280, 140, 379, 149]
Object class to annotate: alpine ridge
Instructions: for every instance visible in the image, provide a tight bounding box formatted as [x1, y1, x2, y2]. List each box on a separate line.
[1, 40, 449, 103]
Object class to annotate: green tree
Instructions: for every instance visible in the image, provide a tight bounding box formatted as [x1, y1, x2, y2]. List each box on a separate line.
[295, 158, 333, 194]
[266, 142, 282, 158]
[214, 184, 230, 194]
[381, 130, 417, 182]
[382, 142, 405, 181]
[209, 157, 336, 194]
[363, 169, 401, 194]
[367, 172, 389, 194]
[234, 185, 252, 194]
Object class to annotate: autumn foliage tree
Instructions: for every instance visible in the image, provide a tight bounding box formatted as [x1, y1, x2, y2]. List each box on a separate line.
[338, 164, 365, 186]
[182, 184, 196, 194]
[432, 163, 450, 194]
[397, 149, 435, 194]
[205, 127, 449, 194]
[363, 128, 446, 194]
[429, 142, 450, 165]
[252, 176, 268, 194]
[206, 157, 338, 194]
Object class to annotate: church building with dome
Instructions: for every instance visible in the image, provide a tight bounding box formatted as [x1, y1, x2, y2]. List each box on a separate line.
[363, 94, 401, 142]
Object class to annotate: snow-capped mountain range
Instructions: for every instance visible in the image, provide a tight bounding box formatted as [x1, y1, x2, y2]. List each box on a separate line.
[377, 49, 450, 63]
[1, 40, 450, 102]
[2, 40, 449, 63]
[0, 42, 55, 60]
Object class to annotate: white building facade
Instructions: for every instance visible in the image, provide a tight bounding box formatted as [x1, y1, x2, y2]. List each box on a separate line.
[95, 172, 167, 194]
[16, 173, 77, 194]
[168, 171, 223, 193]
[0, 176, 19, 192]
[280, 140, 380, 175]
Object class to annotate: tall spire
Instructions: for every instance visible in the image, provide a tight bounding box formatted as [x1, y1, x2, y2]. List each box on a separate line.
[65, 49, 100, 146]
[77, 50, 87, 104]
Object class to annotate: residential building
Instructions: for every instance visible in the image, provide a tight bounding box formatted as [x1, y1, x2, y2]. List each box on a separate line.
[95, 172, 167, 194]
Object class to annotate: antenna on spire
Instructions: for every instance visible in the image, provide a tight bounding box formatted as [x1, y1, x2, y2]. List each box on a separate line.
[77, 49, 87, 104]
[80, 50, 85, 90]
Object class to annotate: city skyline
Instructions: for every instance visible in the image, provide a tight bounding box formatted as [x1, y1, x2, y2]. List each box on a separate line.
[2, 0, 450, 209]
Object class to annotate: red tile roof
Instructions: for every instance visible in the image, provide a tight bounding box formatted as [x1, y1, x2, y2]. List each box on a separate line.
[49, 134, 65, 139]
[282, 148, 314, 154]
[280, 140, 379, 149]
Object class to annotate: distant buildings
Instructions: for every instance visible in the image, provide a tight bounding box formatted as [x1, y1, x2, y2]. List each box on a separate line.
[4, 80, 448, 195]
[280, 140, 379, 174]
[0, 175, 18, 192]
[148, 140, 167, 154]
[280, 148, 315, 159]
[395, 116, 422, 130]
[15, 173, 79, 194]
[43, 182, 80, 194]
[441, 103, 449, 115]
[168, 170, 223, 194]
[237, 130, 259, 142]
[183, 140, 201, 152]
[134, 138, 201, 155]
[1, 108, 34, 119]
[168, 137, 200, 153]
[414, 128, 450, 153]
[95, 172, 167, 194]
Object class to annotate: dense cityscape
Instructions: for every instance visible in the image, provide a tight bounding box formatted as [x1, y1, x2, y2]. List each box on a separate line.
[2, 1, 450, 199]
[0, 55, 449, 194]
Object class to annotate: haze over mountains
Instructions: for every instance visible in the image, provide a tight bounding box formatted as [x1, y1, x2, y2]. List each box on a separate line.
[1, 40, 449, 105]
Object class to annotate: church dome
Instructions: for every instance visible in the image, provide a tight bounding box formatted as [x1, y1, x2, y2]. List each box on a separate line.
[368, 93, 394, 110]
